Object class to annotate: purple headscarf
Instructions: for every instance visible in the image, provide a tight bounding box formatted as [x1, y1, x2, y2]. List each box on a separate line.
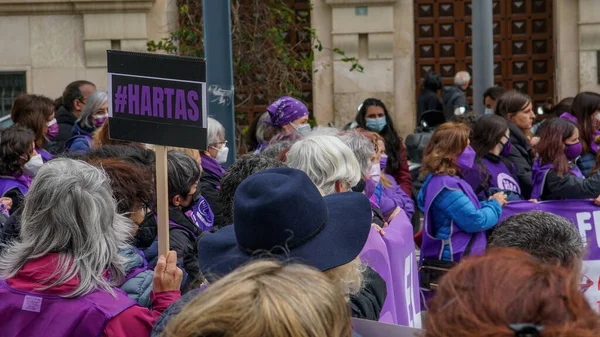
[267, 96, 309, 127]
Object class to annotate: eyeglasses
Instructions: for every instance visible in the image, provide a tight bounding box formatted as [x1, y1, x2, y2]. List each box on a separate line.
[211, 140, 227, 146]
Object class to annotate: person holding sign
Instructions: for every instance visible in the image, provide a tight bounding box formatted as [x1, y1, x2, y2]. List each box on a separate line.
[417, 123, 504, 295]
[494, 90, 535, 199]
[10, 94, 57, 163]
[65, 91, 109, 154]
[162, 260, 352, 337]
[424, 249, 600, 337]
[465, 115, 523, 201]
[531, 118, 600, 200]
[0, 159, 182, 337]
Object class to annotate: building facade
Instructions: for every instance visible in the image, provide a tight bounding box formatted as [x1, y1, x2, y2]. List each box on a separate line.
[312, 0, 600, 137]
[0, 0, 177, 120]
[0, 0, 599, 138]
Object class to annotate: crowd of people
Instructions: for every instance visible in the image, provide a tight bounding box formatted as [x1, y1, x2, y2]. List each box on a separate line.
[0, 77, 600, 337]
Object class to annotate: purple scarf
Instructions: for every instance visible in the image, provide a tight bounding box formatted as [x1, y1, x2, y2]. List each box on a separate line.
[201, 154, 225, 180]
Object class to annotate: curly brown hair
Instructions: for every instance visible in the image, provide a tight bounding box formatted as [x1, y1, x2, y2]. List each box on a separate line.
[87, 158, 155, 214]
[420, 122, 471, 179]
[0, 125, 35, 176]
[424, 248, 600, 337]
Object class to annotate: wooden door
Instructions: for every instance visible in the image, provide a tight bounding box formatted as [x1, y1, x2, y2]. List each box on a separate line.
[414, 0, 554, 109]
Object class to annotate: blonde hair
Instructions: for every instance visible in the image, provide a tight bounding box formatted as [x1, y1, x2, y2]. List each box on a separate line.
[324, 257, 365, 297]
[163, 260, 352, 337]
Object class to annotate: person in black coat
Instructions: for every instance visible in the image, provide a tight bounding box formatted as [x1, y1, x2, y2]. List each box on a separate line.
[494, 90, 536, 199]
[200, 118, 229, 229]
[417, 72, 443, 124]
[47, 80, 96, 154]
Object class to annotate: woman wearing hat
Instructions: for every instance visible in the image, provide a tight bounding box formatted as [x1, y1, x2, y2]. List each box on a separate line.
[248, 96, 311, 153]
[151, 168, 375, 336]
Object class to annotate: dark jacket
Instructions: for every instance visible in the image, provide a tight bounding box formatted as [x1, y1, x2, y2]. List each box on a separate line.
[350, 266, 387, 321]
[199, 171, 225, 229]
[442, 85, 469, 121]
[417, 88, 443, 124]
[540, 169, 600, 201]
[0, 208, 21, 253]
[46, 106, 77, 154]
[577, 152, 596, 178]
[168, 206, 203, 291]
[502, 122, 534, 199]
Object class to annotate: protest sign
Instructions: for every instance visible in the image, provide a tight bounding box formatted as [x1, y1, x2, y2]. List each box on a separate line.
[107, 50, 207, 255]
[501, 200, 600, 311]
[360, 212, 422, 328]
[352, 317, 422, 337]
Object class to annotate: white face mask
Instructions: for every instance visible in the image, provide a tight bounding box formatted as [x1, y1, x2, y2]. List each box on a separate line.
[595, 112, 600, 122]
[369, 162, 382, 182]
[215, 146, 229, 164]
[292, 122, 311, 136]
[23, 154, 43, 177]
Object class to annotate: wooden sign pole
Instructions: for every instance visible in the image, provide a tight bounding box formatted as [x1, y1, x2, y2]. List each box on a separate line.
[155, 145, 170, 256]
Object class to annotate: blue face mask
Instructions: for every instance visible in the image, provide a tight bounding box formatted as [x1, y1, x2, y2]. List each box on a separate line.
[366, 117, 387, 132]
[484, 108, 494, 115]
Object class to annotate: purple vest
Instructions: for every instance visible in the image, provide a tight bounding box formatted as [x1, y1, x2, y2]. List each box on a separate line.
[0, 279, 136, 337]
[531, 160, 584, 200]
[420, 175, 487, 262]
[35, 148, 53, 162]
[0, 176, 29, 197]
[482, 157, 521, 194]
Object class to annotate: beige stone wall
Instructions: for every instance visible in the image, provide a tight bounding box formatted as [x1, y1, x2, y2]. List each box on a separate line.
[312, 0, 415, 137]
[0, 0, 177, 99]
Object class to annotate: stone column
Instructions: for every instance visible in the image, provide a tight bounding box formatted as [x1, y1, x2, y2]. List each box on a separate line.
[393, 0, 416, 137]
[554, 0, 580, 99]
[578, 0, 600, 93]
[311, 0, 335, 125]
[313, 0, 416, 137]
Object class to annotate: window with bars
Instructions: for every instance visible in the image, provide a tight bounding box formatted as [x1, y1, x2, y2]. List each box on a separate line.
[0, 72, 26, 128]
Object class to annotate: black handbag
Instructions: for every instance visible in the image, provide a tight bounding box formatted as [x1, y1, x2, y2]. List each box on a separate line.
[419, 235, 474, 290]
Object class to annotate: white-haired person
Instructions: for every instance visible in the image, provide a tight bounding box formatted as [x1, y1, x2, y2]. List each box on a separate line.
[0, 158, 182, 337]
[285, 135, 387, 320]
[338, 130, 415, 221]
[66, 90, 109, 154]
[442, 71, 471, 121]
[200, 117, 228, 229]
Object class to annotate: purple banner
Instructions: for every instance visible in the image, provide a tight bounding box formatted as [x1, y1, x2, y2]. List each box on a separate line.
[360, 212, 422, 328]
[501, 200, 600, 312]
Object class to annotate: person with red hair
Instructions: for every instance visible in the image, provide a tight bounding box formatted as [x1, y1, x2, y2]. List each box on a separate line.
[424, 248, 600, 337]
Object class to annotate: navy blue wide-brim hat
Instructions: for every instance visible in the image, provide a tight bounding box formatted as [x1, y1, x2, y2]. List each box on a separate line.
[198, 167, 372, 281]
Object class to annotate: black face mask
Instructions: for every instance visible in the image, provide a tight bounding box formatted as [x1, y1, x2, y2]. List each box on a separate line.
[181, 187, 203, 213]
[134, 211, 157, 249]
[351, 179, 366, 193]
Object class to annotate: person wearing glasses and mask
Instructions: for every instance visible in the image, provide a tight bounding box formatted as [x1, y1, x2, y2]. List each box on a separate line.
[200, 118, 229, 229]
[66, 91, 109, 154]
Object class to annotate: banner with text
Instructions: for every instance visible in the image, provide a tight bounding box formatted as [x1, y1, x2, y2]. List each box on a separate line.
[107, 50, 207, 149]
[360, 212, 422, 328]
[501, 200, 600, 312]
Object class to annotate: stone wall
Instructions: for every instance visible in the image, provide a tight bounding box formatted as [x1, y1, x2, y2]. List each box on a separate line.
[0, 0, 177, 98]
[311, 0, 416, 137]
